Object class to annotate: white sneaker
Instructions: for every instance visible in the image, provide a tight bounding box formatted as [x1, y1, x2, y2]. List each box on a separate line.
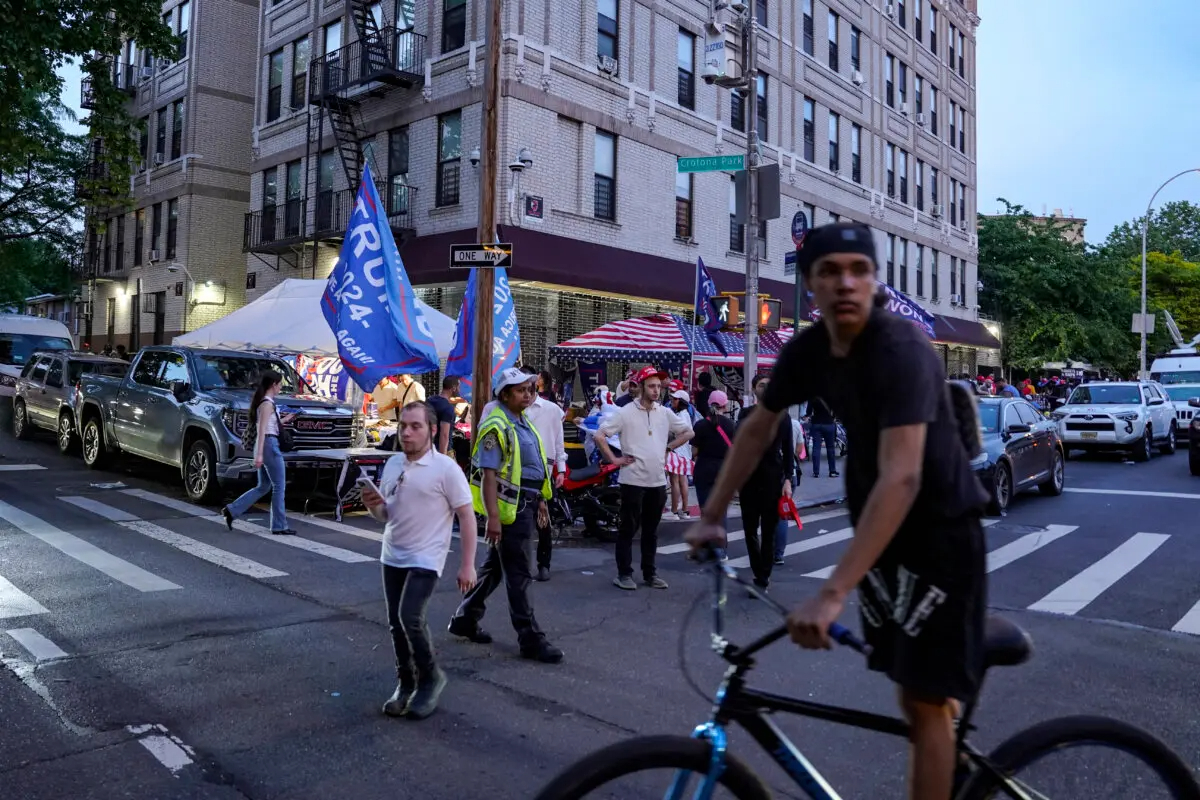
[676, 511, 689, 520]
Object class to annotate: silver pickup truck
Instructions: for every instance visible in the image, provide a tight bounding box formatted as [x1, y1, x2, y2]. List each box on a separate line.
[75, 345, 363, 503]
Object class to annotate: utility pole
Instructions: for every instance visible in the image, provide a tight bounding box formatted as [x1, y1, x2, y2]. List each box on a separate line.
[471, 0, 502, 430]
[742, 8, 760, 406]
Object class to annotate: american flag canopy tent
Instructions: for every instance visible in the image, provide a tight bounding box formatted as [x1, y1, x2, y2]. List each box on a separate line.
[549, 315, 793, 367]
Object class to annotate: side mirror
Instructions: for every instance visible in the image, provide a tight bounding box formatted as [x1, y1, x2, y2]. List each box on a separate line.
[1189, 397, 1200, 409]
[170, 380, 191, 401]
[1148, 398, 1165, 406]
[1007, 423, 1032, 434]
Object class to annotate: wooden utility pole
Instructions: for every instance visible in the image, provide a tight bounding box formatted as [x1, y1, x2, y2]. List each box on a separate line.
[471, 0, 503, 431]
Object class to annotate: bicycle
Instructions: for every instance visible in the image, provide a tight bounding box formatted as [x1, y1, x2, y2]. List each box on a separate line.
[534, 551, 1200, 799]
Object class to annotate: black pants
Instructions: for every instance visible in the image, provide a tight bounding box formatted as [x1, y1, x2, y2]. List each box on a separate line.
[536, 514, 552, 570]
[741, 475, 781, 588]
[811, 423, 838, 476]
[453, 500, 544, 648]
[382, 565, 439, 682]
[616, 484, 667, 580]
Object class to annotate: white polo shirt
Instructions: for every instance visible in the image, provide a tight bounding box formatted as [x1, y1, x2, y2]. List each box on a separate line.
[378, 449, 472, 575]
[599, 399, 693, 488]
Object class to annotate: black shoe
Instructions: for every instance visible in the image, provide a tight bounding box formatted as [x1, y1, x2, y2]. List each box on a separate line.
[812, 473, 820, 479]
[406, 668, 447, 720]
[830, 471, 840, 478]
[773, 556, 785, 566]
[382, 676, 416, 717]
[536, 566, 550, 582]
[520, 640, 564, 664]
[271, 528, 297, 535]
[221, 507, 234, 531]
[447, 617, 493, 644]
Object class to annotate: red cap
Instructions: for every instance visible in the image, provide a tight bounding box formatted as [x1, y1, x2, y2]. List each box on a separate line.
[631, 365, 668, 384]
[667, 379, 684, 392]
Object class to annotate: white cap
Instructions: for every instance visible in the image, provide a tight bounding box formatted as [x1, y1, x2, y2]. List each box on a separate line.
[670, 389, 690, 402]
[494, 366, 536, 396]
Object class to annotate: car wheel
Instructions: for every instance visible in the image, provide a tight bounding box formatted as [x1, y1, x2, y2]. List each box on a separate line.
[12, 400, 31, 440]
[57, 414, 77, 455]
[988, 461, 1012, 515]
[183, 438, 221, 504]
[1039, 448, 1065, 497]
[1160, 423, 1178, 455]
[1132, 427, 1153, 463]
[81, 418, 108, 468]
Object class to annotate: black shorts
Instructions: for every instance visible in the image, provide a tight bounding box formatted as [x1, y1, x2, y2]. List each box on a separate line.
[858, 515, 987, 702]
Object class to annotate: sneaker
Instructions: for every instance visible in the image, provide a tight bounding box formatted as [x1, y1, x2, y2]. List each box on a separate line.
[270, 528, 297, 535]
[830, 471, 840, 478]
[521, 640, 565, 664]
[676, 510, 690, 520]
[536, 566, 551, 582]
[644, 575, 669, 590]
[774, 556, 785, 566]
[382, 677, 416, 717]
[447, 618, 493, 643]
[220, 507, 234, 531]
[612, 575, 637, 591]
[406, 668, 448, 720]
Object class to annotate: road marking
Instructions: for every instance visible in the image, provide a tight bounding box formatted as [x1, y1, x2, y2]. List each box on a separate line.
[1065, 487, 1200, 501]
[1028, 532, 1169, 616]
[292, 513, 382, 542]
[982, 518, 1000, 527]
[122, 489, 373, 564]
[0, 500, 180, 592]
[126, 724, 196, 775]
[0, 575, 49, 619]
[657, 509, 848, 555]
[1171, 600, 1200, 635]
[59, 495, 139, 521]
[987, 525, 1078, 573]
[0, 464, 46, 471]
[6, 628, 68, 662]
[728, 526, 854, 569]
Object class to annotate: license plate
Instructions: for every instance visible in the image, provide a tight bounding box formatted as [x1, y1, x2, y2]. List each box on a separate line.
[1080, 432, 1098, 440]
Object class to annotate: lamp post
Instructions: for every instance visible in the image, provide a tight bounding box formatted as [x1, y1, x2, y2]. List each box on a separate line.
[166, 264, 198, 333]
[1139, 169, 1200, 378]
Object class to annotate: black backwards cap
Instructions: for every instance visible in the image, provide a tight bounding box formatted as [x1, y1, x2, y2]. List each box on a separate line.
[795, 222, 878, 277]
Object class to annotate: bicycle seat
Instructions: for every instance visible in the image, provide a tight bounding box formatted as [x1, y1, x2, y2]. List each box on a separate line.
[568, 464, 601, 481]
[984, 615, 1033, 669]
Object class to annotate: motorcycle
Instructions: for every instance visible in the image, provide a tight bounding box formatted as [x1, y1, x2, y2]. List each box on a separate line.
[549, 461, 622, 540]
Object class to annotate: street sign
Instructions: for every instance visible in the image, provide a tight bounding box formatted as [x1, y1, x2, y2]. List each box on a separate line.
[678, 154, 745, 173]
[791, 209, 809, 247]
[1131, 313, 1156, 334]
[450, 243, 513, 269]
[783, 251, 797, 277]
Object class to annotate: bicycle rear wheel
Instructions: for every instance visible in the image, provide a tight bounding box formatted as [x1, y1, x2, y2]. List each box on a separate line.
[959, 715, 1200, 800]
[533, 735, 772, 800]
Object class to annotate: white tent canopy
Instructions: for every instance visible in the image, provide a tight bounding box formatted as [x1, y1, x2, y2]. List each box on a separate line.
[174, 278, 456, 359]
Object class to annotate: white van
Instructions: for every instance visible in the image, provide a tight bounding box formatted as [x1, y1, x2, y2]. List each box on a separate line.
[0, 314, 75, 410]
[1150, 349, 1200, 385]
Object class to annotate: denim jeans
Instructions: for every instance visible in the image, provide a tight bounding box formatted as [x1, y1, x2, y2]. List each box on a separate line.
[693, 474, 727, 561]
[383, 565, 439, 682]
[775, 518, 788, 560]
[227, 434, 288, 531]
[810, 423, 838, 476]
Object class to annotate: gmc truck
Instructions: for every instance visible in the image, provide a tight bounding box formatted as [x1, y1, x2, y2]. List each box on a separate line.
[75, 346, 363, 503]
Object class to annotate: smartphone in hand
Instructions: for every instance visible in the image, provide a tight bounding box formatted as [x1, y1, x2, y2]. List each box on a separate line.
[357, 476, 384, 508]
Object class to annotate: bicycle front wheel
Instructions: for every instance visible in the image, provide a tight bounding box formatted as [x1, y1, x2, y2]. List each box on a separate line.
[533, 735, 772, 800]
[960, 715, 1200, 800]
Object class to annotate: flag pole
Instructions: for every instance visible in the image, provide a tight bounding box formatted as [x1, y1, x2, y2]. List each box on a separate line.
[689, 258, 700, 390]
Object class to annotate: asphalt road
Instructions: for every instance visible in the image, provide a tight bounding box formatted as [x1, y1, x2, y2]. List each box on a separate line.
[3, 424, 1200, 799]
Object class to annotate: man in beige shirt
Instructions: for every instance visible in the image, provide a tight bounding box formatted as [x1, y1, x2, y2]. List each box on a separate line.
[373, 375, 427, 422]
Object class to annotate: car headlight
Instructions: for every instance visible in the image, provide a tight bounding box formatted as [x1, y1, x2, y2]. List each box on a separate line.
[970, 452, 989, 468]
[0, 374, 16, 387]
[221, 408, 246, 434]
[1050, 410, 1067, 420]
[1115, 412, 1140, 421]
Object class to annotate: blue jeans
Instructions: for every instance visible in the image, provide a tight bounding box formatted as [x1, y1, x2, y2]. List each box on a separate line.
[810, 423, 838, 476]
[693, 474, 727, 560]
[775, 518, 788, 560]
[227, 435, 288, 531]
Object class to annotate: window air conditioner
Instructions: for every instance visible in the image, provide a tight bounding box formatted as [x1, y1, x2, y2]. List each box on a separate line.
[149, 249, 162, 262]
[950, 293, 962, 305]
[900, 102, 910, 116]
[915, 112, 927, 126]
[932, 204, 944, 218]
[958, 220, 968, 231]
[598, 55, 619, 75]
[154, 153, 165, 165]
[140, 66, 155, 81]
[851, 70, 865, 86]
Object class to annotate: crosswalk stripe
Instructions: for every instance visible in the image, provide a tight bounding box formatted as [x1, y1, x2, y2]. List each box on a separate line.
[0, 464, 46, 472]
[986, 525, 1078, 573]
[121, 489, 374, 564]
[0, 574, 49, 619]
[0, 499, 180, 592]
[657, 509, 849, 555]
[290, 513, 382, 542]
[59, 495, 289, 579]
[1028, 532, 1170, 616]
[1065, 487, 1200, 501]
[1171, 600, 1200, 635]
[728, 526, 854, 569]
[5, 628, 68, 661]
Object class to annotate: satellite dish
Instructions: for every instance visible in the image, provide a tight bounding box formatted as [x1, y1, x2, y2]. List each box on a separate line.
[1164, 310, 1185, 348]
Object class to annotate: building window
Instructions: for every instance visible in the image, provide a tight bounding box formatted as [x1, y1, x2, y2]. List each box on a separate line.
[886, 144, 895, 197]
[958, 105, 966, 152]
[388, 127, 410, 216]
[107, 298, 115, 342]
[929, 84, 938, 135]
[166, 199, 179, 259]
[756, 74, 768, 143]
[886, 233, 895, 286]
[827, 11, 839, 72]
[914, 0, 922, 42]
[171, 99, 184, 160]
[115, 215, 125, 271]
[677, 30, 695, 109]
[914, 75, 924, 116]
[176, 0, 190, 59]
[896, 0, 905, 27]
[801, 0, 813, 56]
[916, 245, 925, 297]
[850, 26, 860, 71]
[138, 116, 149, 165]
[267, 49, 284, 122]
[597, 0, 617, 61]
[594, 130, 616, 220]
[960, 258, 967, 301]
[323, 20, 342, 54]
[898, 149, 908, 204]
[262, 168, 278, 240]
[292, 38, 310, 110]
[155, 107, 167, 158]
[755, 219, 767, 260]
[948, 24, 956, 68]
[396, 0, 415, 30]
[950, 256, 958, 302]
[931, 249, 939, 302]
[151, 202, 161, 253]
[731, 90, 745, 132]
[850, 124, 861, 183]
[675, 171, 693, 240]
[316, 150, 336, 230]
[949, 178, 958, 225]
[898, 61, 907, 108]
[930, 166, 939, 207]
[828, 112, 839, 173]
[435, 111, 461, 206]
[134, 209, 144, 266]
[442, 0, 466, 53]
[915, 160, 924, 211]
[285, 160, 302, 236]
[899, 237, 908, 293]
[804, 203, 817, 231]
[102, 219, 111, 273]
[929, 6, 937, 53]
[957, 29, 965, 76]
[885, 53, 894, 107]
[802, 97, 815, 162]
[949, 100, 957, 146]
[958, 182, 966, 225]
[755, 0, 767, 27]
[729, 177, 744, 253]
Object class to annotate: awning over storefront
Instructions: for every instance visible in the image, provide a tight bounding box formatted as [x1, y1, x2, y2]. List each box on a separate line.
[932, 315, 1002, 350]
[550, 314, 791, 367]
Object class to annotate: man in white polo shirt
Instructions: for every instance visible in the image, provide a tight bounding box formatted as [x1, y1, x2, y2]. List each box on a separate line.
[594, 365, 694, 590]
[361, 401, 478, 721]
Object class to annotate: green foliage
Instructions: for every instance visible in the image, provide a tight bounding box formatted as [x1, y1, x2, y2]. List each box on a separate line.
[0, 238, 72, 309]
[1128, 251, 1200, 352]
[1102, 201, 1200, 264]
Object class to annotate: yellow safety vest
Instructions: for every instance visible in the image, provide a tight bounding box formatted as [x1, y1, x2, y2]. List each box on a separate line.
[470, 406, 552, 524]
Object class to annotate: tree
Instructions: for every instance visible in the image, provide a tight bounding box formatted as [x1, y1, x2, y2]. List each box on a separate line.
[978, 200, 1137, 374]
[1102, 200, 1200, 264]
[0, 237, 73, 309]
[1129, 251, 1200, 351]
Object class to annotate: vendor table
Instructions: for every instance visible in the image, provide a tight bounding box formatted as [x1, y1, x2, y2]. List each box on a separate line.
[288, 447, 404, 521]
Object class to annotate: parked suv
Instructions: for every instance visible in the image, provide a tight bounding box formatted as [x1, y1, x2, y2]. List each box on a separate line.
[1051, 380, 1177, 462]
[12, 350, 127, 453]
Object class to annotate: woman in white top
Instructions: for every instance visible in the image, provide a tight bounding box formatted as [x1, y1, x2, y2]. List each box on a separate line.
[222, 371, 296, 534]
[664, 389, 696, 519]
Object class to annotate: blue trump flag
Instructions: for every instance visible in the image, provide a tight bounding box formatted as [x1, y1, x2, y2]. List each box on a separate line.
[445, 265, 521, 403]
[321, 162, 440, 392]
[694, 257, 722, 333]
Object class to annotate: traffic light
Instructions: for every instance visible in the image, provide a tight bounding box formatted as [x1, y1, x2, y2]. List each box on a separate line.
[760, 298, 782, 330]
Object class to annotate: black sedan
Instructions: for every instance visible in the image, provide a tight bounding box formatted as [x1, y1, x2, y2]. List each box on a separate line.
[974, 397, 1066, 514]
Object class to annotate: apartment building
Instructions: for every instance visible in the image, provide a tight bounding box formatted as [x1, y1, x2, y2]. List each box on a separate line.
[243, 0, 994, 373]
[79, 0, 258, 351]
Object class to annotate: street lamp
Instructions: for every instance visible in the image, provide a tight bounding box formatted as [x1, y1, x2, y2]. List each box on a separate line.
[166, 264, 198, 332]
[1139, 169, 1200, 378]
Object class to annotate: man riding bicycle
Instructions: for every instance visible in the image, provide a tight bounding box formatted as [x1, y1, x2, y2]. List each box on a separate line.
[688, 222, 990, 800]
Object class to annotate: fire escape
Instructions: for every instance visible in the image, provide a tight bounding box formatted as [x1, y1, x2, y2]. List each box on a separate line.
[243, 1, 425, 273]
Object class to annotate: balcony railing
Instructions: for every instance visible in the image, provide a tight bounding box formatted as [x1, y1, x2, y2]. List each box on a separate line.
[81, 60, 137, 109]
[244, 185, 419, 252]
[386, 183, 417, 228]
[313, 189, 354, 237]
[244, 200, 306, 252]
[309, 28, 426, 103]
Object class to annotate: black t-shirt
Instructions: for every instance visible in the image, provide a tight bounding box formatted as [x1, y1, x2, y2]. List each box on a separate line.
[762, 310, 987, 538]
[427, 395, 456, 429]
[694, 387, 714, 418]
[737, 405, 794, 485]
[615, 394, 635, 407]
[691, 415, 737, 484]
[808, 397, 836, 425]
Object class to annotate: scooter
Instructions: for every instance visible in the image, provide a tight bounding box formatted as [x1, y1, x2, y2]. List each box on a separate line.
[549, 461, 622, 540]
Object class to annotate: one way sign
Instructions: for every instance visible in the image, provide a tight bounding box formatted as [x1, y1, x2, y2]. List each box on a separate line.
[450, 243, 513, 269]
